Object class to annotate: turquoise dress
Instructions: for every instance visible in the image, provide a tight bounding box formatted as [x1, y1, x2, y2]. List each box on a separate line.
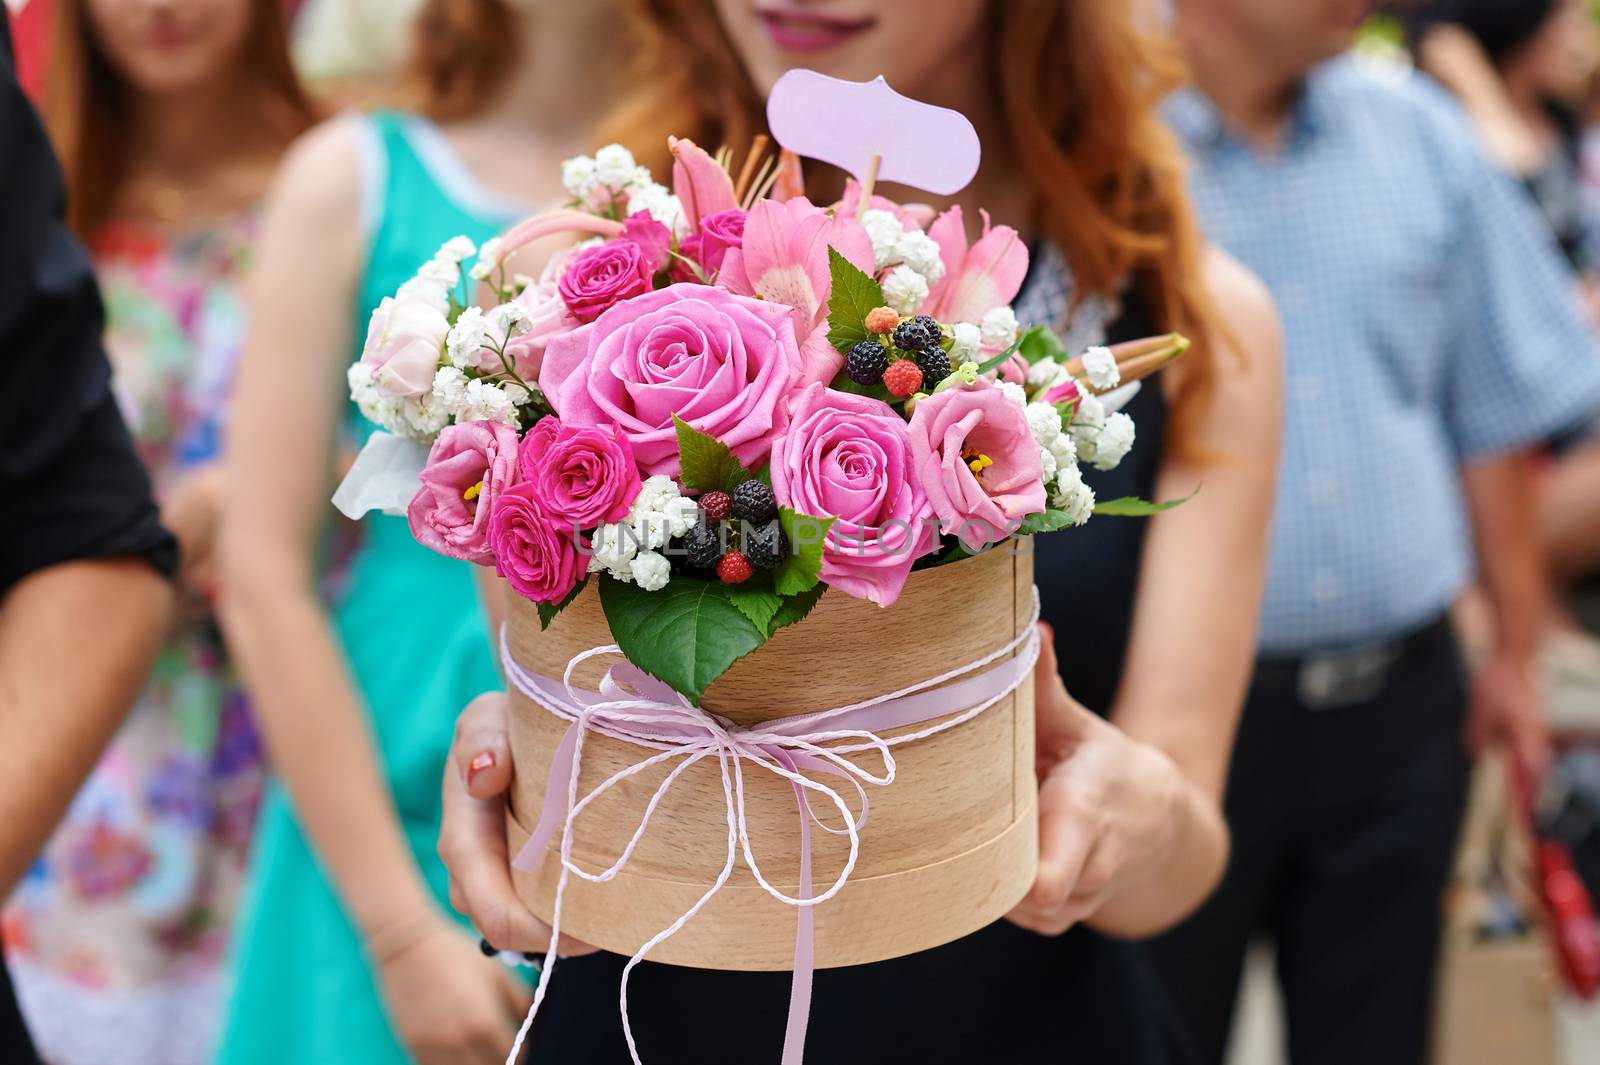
[214, 111, 527, 1065]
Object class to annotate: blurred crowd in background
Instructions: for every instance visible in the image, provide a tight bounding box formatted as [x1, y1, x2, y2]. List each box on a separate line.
[5, 1, 1600, 1064]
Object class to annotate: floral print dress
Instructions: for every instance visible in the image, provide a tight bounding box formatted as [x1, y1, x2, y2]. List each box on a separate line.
[0, 214, 265, 1065]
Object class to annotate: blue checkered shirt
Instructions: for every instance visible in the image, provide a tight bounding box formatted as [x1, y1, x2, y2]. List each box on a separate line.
[1166, 57, 1600, 653]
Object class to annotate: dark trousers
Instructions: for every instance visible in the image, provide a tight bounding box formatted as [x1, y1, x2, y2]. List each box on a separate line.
[1147, 619, 1470, 1065]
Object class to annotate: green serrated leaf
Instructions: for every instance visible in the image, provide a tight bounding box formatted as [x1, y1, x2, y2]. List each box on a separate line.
[1093, 492, 1193, 517]
[598, 574, 765, 704]
[768, 584, 827, 635]
[1017, 324, 1068, 366]
[1017, 509, 1079, 535]
[726, 583, 784, 635]
[773, 507, 834, 596]
[673, 413, 751, 493]
[536, 577, 588, 630]
[826, 246, 886, 354]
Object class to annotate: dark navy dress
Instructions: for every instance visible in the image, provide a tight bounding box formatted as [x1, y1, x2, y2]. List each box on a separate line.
[526, 281, 1197, 1065]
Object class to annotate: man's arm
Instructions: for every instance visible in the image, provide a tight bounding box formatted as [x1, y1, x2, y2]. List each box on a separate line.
[0, 560, 171, 895]
[1461, 452, 1551, 775]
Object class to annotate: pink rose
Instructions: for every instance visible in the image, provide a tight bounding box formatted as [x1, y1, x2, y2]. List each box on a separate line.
[622, 212, 673, 273]
[407, 420, 522, 563]
[907, 381, 1046, 550]
[1043, 377, 1083, 406]
[360, 292, 449, 397]
[539, 283, 802, 476]
[558, 241, 653, 323]
[488, 483, 584, 605]
[771, 384, 936, 607]
[516, 417, 641, 527]
[675, 208, 746, 281]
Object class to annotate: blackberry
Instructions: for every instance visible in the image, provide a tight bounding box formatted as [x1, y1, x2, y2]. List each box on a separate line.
[731, 479, 777, 523]
[845, 340, 888, 385]
[743, 520, 787, 571]
[682, 523, 724, 569]
[916, 347, 951, 385]
[893, 315, 941, 353]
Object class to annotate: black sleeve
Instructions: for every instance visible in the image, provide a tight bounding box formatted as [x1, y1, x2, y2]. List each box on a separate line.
[0, 19, 176, 598]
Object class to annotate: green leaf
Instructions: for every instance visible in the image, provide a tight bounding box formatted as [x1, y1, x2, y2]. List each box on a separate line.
[598, 574, 766, 704]
[1017, 509, 1079, 535]
[673, 413, 751, 493]
[1017, 324, 1068, 366]
[973, 331, 1026, 376]
[827, 373, 894, 404]
[1093, 492, 1193, 517]
[826, 246, 886, 354]
[768, 584, 827, 635]
[535, 577, 588, 630]
[773, 506, 834, 596]
[726, 583, 784, 635]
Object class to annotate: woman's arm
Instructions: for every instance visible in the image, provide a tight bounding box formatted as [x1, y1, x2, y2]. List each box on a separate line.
[1010, 250, 1283, 939]
[218, 119, 528, 1062]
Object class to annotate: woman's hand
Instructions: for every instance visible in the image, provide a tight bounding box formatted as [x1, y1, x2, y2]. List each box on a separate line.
[371, 910, 532, 1065]
[438, 692, 597, 956]
[160, 462, 226, 623]
[1007, 627, 1188, 937]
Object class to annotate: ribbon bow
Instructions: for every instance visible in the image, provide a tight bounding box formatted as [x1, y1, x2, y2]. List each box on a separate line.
[500, 589, 1041, 1065]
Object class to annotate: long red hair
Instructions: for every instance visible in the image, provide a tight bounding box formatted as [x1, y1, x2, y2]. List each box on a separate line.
[43, 0, 316, 238]
[606, 0, 1225, 459]
[405, 0, 519, 122]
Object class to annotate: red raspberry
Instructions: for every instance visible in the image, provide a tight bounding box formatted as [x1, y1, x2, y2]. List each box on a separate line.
[864, 306, 900, 335]
[699, 490, 732, 525]
[883, 359, 924, 398]
[716, 551, 754, 584]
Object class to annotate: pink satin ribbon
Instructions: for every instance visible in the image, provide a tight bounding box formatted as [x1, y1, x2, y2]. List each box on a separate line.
[499, 588, 1041, 1065]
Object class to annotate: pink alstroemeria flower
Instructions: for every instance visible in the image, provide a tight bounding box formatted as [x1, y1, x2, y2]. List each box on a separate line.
[921, 205, 1029, 326]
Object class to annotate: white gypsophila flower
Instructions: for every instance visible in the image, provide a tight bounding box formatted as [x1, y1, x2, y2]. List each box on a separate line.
[882, 265, 929, 316]
[347, 362, 376, 403]
[1040, 445, 1058, 484]
[632, 475, 679, 514]
[1000, 381, 1027, 409]
[663, 495, 699, 539]
[980, 305, 1019, 349]
[437, 235, 477, 264]
[1026, 359, 1069, 392]
[1026, 401, 1063, 449]
[396, 274, 451, 311]
[895, 229, 945, 284]
[470, 236, 505, 282]
[1052, 465, 1096, 526]
[460, 378, 517, 427]
[860, 209, 904, 272]
[625, 183, 687, 236]
[501, 381, 530, 407]
[1088, 411, 1136, 472]
[1081, 345, 1120, 391]
[588, 523, 639, 576]
[562, 155, 598, 199]
[1071, 385, 1106, 428]
[594, 144, 639, 188]
[401, 394, 449, 438]
[417, 254, 460, 289]
[950, 321, 981, 361]
[1050, 431, 1078, 471]
[446, 307, 492, 368]
[630, 550, 672, 592]
[489, 301, 530, 338]
[430, 365, 469, 416]
[625, 165, 656, 193]
[630, 512, 670, 550]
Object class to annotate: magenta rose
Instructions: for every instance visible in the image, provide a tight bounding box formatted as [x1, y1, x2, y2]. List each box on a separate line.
[516, 416, 641, 527]
[674, 207, 746, 281]
[907, 381, 1046, 550]
[771, 383, 936, 607]
[539, 282, 803, 476]
[558, 240, 653, 323]
[407, 420, 522, 564]
[487, 483, 584, 605]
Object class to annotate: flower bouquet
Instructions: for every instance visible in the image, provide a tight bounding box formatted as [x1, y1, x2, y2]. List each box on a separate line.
[338, 72, 1186, 1063]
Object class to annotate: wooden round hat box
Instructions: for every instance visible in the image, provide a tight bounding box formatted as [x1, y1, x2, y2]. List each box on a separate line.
[504, 543, 1038, 970]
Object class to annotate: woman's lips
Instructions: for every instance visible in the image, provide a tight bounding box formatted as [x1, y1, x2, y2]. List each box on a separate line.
[757, 10, 875, 54]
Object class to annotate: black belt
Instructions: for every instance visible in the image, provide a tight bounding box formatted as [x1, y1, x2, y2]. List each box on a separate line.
[1253, 615, 1456, 710]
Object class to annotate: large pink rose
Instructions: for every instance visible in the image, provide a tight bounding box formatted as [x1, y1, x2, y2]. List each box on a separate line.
[771, 384, 936, 607]
[558, 241, 653, 323]
[487, 483, 584, 605]
[516, 416, 641, 528]
[907, 381, 1046, 549]
[539, 283, 802, 476]
[407, 420, 522, 563]
[360, 292, 449, 397]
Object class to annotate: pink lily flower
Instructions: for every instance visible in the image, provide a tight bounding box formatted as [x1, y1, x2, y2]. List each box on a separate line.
[670, 136, 739, 232]
[834, 178, 936, 230]
[921, 205, 1029, 325]
[496, 209, 625, 263]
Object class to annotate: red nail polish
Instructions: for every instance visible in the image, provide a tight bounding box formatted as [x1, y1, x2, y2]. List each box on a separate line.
[468, 751, 495, 782]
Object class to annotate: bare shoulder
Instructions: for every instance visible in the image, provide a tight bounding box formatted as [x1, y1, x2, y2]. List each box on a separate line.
[263, 114, 367, 236]
[1200, 247, 1282, 406]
